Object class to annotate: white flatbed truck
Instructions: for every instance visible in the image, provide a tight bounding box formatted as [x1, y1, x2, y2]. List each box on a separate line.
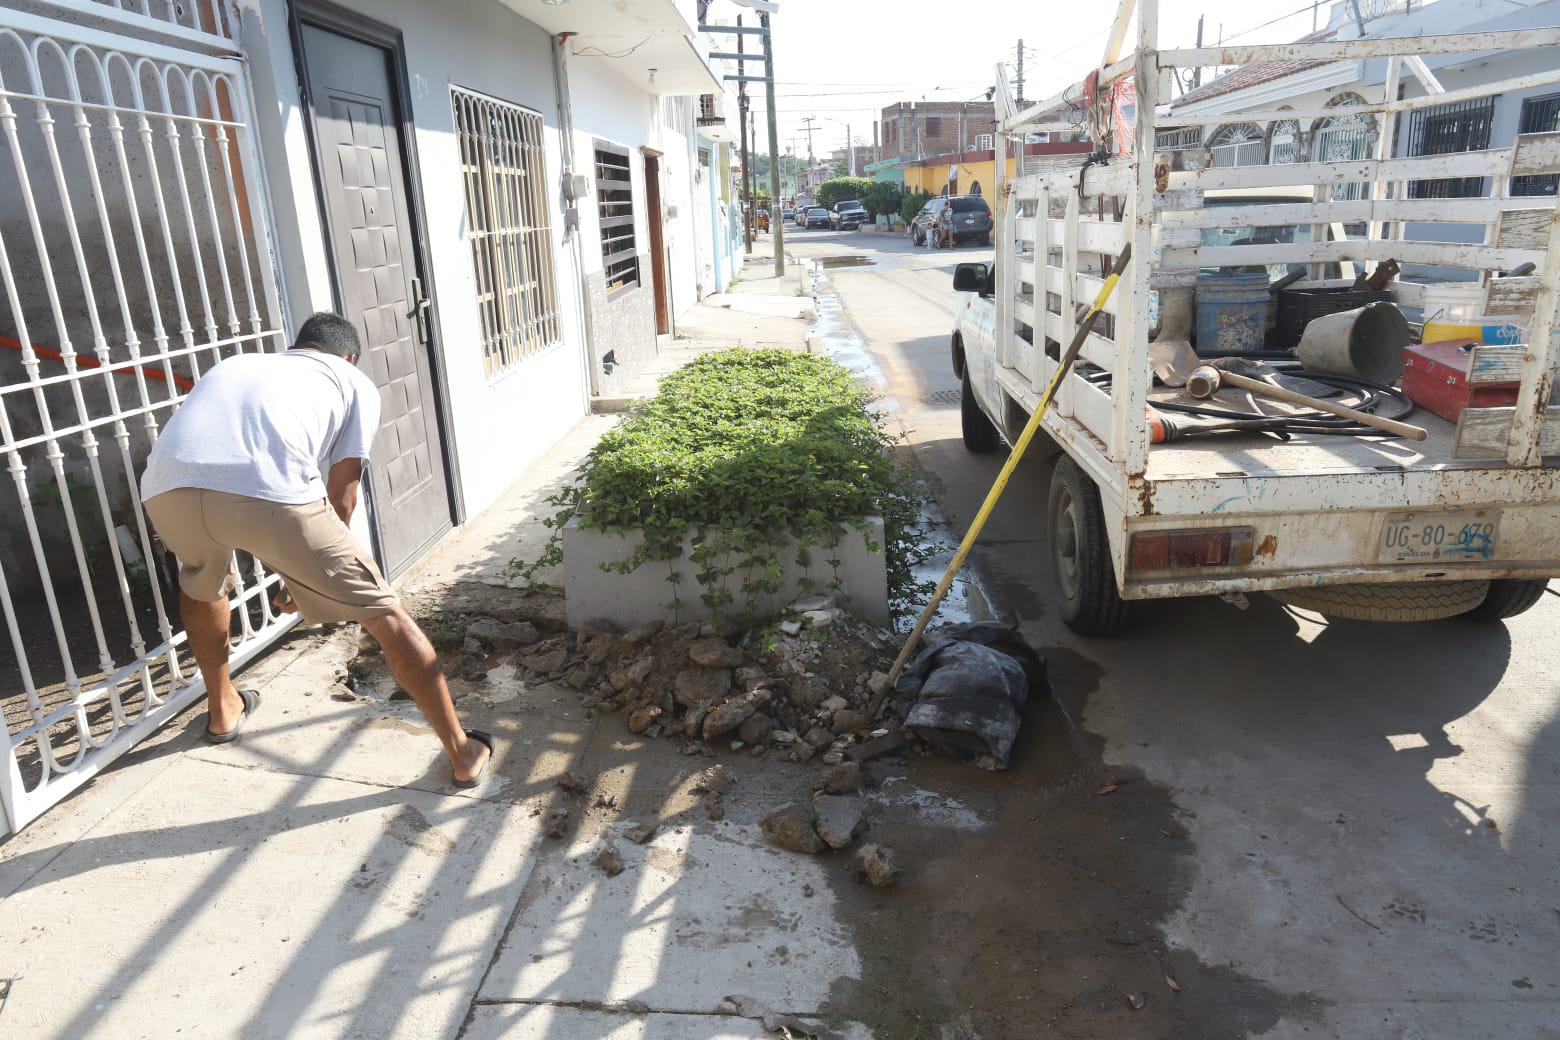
[951, 3, 1560, 633]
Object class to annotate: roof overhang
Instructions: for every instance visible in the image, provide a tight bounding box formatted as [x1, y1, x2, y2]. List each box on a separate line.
[1170, 60, 1361, 118]
[500, 0, 722, 96]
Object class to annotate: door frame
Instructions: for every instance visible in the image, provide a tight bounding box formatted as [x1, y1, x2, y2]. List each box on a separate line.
[288, 0, 467, 567]
[641, 149, 671, 335]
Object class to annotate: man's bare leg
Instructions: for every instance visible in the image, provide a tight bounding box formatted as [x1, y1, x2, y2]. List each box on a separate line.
[182, 591, 245, 734]
[363, 605, 489, 783]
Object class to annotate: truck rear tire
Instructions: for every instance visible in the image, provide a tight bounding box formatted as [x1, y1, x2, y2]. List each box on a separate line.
[1048, 457, 1129, 635]
[961, 371, 1001, 453]
[1271, 580, 1489, 622]
[1464, 578, 1550, 620]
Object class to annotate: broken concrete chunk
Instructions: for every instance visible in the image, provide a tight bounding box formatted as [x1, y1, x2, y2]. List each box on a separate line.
[854, 843, 900, 886]
[771, 729, 798, 746]
[466, 618, 541, 650]
[594, 842, 624, 877]
[789, 594, 836, 613]
[820, 695, 849, 713]
[802, 609, 836, 629]
[692, 763, 734, 796]
[803, 726, 834, 749]
[787, 678, 828, 710]
[673, 667, 733, 708]
[846, 729, 910, 762]
[758, 802, 825, 854]
[626, 705, 662, 734]
[623, 821, 658, 844]
[734, 665, 769, 689]
[813, 761, 866, 794]
[519, 647, 568, 674]
[737, 712, 776, 745]
[831, 708, 870, 735]
[688, 638, 745, 669]
[778, 620, 803, 636]
[866, 671, 894, 699]
[621, 620, 664, 645]
[812, 793, 870, 850]
[609, 656, 655, 692]
[702, 688, 768, 740]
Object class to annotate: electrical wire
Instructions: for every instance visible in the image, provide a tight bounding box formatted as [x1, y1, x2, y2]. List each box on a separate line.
[572, 37, 655, 58]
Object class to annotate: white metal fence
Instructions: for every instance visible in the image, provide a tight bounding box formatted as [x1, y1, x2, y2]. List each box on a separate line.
[0, 5, 293, 834]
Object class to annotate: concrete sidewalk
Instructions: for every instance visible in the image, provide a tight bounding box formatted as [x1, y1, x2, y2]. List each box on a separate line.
[0, 266, 884, 1040]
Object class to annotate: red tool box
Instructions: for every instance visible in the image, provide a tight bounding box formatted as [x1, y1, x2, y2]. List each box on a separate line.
[1402, 339, 1520, 423]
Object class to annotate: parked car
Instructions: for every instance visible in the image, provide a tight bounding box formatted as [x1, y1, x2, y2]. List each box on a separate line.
[830, 199, 868, 230]
[800, 206, 831, 229]
[910, 195, 993, 247]
[782, 205, 796, 222]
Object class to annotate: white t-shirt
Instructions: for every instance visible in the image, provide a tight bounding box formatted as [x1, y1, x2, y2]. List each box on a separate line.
[140, 349, 381, 505]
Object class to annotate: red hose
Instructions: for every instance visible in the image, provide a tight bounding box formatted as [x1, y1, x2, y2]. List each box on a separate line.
[0, 333, 195, 392]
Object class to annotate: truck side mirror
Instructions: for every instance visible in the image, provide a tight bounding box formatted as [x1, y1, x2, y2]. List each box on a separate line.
[953, 262, 990, 294]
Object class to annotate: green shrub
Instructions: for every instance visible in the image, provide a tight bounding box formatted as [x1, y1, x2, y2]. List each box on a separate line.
[861, 180, 903, 221]
[900, 190, 932, 226]
[817, 177, 873, 209]
[513, 349, 936, 620]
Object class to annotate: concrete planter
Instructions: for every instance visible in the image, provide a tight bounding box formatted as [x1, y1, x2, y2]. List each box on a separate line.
[563, 515, 889, 628]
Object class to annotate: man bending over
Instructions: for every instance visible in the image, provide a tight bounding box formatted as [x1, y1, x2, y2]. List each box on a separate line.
[141, 312, 491, 787]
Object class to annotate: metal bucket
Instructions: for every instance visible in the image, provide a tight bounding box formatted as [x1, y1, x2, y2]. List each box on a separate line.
[1296, 301, 1410, 384]
[1195, 272, 1269, 355]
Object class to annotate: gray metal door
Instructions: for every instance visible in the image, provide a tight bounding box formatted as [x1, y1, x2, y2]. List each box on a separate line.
[301, 23, 452, 576]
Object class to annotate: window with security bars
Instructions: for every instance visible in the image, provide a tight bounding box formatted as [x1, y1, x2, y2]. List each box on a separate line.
[1156, 125, 1202, 151]
[1407, 96, 1496, 199]
[452, 87, 562, 378]
[595, 144, 639, 296]
[1512, 92, 1560, 196]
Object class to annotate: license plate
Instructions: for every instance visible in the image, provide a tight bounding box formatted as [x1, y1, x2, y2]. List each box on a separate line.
[1379, 509, 1501, 563]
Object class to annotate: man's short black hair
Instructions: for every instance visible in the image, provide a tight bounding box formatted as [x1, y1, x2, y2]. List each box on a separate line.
[294, 311, 361, 360]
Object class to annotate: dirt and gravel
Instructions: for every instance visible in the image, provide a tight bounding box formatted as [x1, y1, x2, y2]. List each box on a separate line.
[331, 583, 1302, 1037]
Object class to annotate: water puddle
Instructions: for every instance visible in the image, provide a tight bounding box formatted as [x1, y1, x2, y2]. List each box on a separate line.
[804, 258, 995, 631]
[818, 254, 874, 269]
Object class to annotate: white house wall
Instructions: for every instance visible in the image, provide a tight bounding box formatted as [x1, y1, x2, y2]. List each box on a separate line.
[242, 0, 590, 524]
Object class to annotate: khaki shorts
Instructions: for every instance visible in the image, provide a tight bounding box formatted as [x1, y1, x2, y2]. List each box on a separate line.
[145, 488, 398, 624]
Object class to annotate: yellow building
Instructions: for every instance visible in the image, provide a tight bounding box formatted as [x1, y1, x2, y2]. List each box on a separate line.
[899, 142, 1091, 198]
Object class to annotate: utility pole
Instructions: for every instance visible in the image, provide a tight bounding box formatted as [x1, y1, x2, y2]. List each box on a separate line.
[704, 5, 784, 277]
[800, 115, 818, 172]
[760, 11, 784, 276]
[1015, 38, 1025, 105]
[846, 121, 853, 175]
[738, 15, 752, 253]
[1193, 15, 1204, 88]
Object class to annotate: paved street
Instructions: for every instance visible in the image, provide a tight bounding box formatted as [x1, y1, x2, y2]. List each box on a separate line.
[783, 225, 1560, 1038]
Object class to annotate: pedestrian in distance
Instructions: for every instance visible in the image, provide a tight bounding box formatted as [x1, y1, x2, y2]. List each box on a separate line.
[140, 312, 493, 786]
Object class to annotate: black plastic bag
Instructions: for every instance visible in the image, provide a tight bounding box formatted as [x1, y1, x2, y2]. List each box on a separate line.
[892, 622, 1048, 769]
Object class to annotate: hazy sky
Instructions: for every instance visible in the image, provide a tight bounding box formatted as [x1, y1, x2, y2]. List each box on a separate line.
[731, 0, 1345, 161]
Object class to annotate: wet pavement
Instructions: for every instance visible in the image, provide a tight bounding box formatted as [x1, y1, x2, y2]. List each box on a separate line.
[784, 226, 1560, 1039]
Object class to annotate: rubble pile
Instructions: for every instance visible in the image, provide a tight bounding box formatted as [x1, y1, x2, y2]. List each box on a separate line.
[501, 596, 912, 767]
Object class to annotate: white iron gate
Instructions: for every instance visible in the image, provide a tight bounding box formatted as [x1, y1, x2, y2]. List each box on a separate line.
[0, 2, 295, 834]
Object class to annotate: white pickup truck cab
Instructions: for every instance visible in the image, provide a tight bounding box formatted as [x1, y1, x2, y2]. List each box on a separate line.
[952, 25, 1560, 634]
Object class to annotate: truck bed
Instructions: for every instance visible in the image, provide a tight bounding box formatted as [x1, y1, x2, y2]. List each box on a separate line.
[1144, 393, 1471, 481]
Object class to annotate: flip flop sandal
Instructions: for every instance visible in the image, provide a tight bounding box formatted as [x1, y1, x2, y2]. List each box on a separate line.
[454, 728, 494, 789]
[204, 688, 261, 745]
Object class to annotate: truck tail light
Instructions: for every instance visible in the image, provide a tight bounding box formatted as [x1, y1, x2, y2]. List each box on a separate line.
[1129, 527, 1256, 570]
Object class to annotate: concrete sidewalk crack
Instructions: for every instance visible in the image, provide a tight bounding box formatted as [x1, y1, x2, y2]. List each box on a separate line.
[469, 996, 825, 1018]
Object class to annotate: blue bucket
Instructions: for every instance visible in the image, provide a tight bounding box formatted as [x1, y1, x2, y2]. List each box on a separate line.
[1195, 272, 1270, 354]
